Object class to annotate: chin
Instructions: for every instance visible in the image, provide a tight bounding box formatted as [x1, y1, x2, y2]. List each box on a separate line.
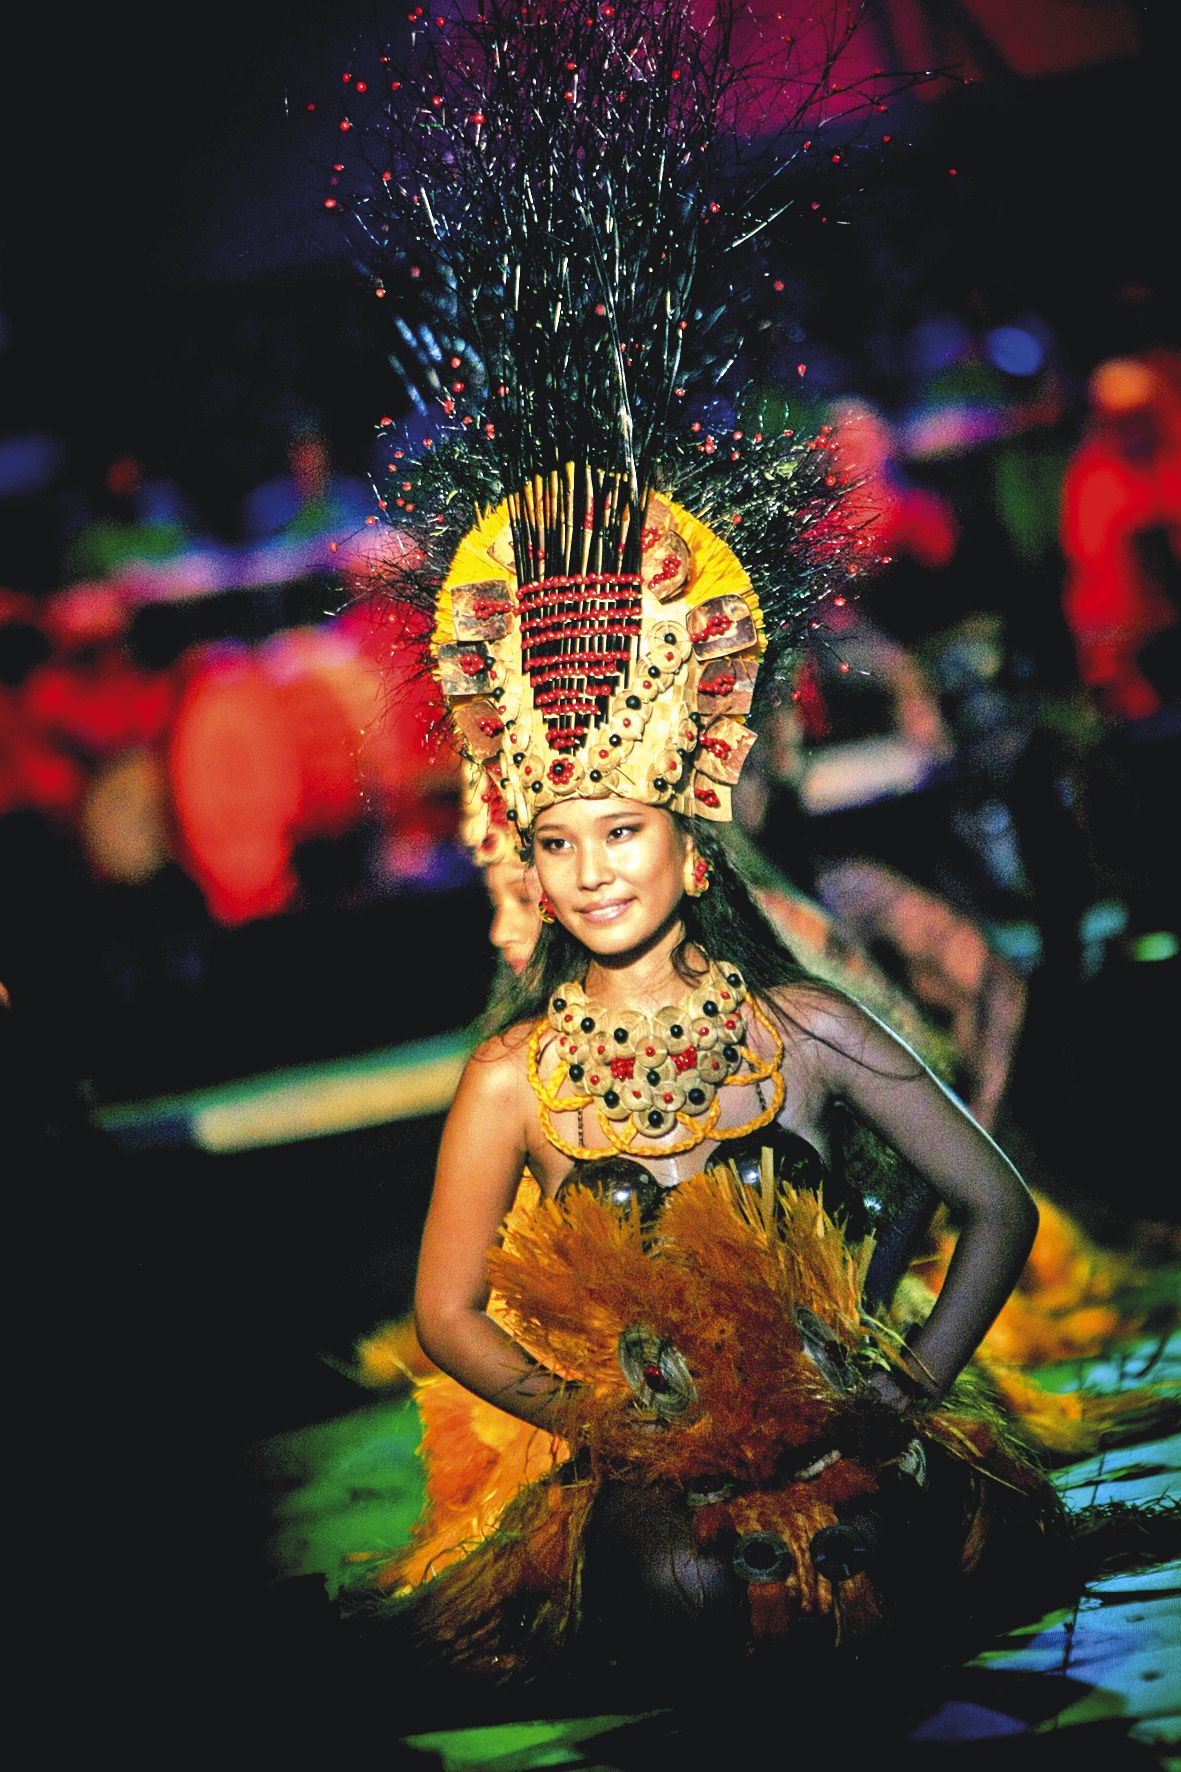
[575, 911, 667, 957]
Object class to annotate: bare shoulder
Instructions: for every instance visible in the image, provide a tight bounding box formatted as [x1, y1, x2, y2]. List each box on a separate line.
[764, 979, 925, 1080]
[764, 976, 873, 1039]
[457, 1019, 536, 1104]
[437, 1018, 536, 1179]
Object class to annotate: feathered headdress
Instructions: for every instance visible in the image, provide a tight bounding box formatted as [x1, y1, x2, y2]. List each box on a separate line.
[320, 0, 936, 847]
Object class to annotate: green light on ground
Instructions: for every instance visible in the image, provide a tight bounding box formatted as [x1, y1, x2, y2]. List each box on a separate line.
[404, 1713, 667, 1770]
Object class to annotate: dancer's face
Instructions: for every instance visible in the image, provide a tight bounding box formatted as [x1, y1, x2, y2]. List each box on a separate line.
[484, 859, 540, 975]
[532, 796, 689, 958]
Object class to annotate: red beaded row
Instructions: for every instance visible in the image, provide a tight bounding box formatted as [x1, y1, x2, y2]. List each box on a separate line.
[517, 604, 640, 628]
[519, 572, 642, 597]
[534, 690, 600, 712]
[518, 585, 638, 605]
[525, 653, 631, 684]
[520, 615, 641, 639]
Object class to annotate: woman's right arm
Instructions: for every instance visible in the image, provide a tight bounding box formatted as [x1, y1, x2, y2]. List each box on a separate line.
[413, 1034, 573, 1428]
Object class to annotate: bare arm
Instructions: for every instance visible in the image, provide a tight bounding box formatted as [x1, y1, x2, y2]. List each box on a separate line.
[413, 1032, 575, 1428]
[792, 988, 1039, 1400]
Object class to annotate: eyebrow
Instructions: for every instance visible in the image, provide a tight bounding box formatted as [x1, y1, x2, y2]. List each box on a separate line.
[535, 809, 645, 837]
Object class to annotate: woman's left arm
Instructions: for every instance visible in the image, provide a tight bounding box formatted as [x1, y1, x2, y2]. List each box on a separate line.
[795, 988, 1039, 1401]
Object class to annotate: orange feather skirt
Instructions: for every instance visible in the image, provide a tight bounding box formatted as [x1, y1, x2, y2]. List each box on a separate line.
[352, 1167, 1102, 1679]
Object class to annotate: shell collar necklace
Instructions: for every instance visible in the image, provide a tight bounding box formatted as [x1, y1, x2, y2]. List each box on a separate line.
[527, 955, 785, 1159]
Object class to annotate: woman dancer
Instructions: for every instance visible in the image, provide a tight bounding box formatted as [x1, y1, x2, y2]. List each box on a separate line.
[349, 475, 1096, 1704]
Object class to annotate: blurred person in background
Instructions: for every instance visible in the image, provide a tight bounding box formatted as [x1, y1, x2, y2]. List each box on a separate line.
[1056, 350, 1180, 947]
[458, 764, 541, 982]
[1061, 350, 1181, 724]
[240, 420, 374, 548]
[58, 453, 202, 583]
[784, 395, 958, 760]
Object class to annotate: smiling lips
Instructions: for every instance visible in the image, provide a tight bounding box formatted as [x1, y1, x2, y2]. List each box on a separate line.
[577, 899, 635, 924]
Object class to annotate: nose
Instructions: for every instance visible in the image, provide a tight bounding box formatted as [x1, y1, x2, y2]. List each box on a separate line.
[576, 838, 612, 893]
[489, 902, 512, 952]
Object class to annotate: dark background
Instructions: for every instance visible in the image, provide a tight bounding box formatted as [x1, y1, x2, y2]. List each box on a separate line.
[4, 4, 1177, 552]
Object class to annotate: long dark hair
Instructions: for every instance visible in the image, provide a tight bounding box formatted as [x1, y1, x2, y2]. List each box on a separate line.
[481, 813, 822, 1040]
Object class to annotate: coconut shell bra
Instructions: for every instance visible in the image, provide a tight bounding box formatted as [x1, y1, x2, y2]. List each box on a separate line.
[527, 957, 785, 1160]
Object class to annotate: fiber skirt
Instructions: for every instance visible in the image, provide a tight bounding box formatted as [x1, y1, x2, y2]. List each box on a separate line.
[356, 1166, 1079, 1685]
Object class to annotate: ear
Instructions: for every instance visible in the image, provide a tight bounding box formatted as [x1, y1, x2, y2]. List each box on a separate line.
[681, 832, 711, 899]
